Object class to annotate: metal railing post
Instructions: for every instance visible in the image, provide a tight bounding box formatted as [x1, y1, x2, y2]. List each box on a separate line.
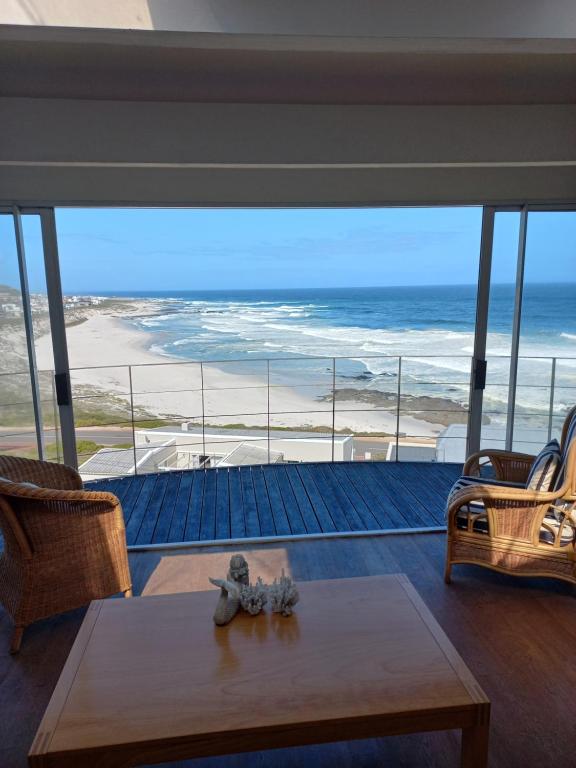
[128, 365, 138, 475]
[396, 356, 402, 462]
[331, 357, 336, 462]
[200, 362, 206, 458]
[267, 360, 271, 464]
[548, 357, 557, 442]
[51, 372, 61, 463]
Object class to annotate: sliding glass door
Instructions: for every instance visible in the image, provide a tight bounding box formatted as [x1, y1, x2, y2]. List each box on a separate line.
[2, 204, 574, 476]
[0, 209, 75, 466]
[475, 208, 576, 454]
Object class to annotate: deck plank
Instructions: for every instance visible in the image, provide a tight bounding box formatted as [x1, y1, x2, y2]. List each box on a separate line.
[167, 471, 195, 543]
[374, 462, 446, 524]
[268, 466, 307, 534]
[135, 473, 170, 545]
[251, 467, 276, 537]
[326, 464, 381, 530]
[87, 462, 460, 546]
[359, 462, 422, 526]
[333, 463, 408, 529]
[240, 468, 261, 537]
[295, 465, 337, 533]
[284, 465, 322, 534]
[151, 471, 182, 544]
[360, 462, 434, 528]
[215, 469, 231, 540]
[124, 475, 159, 544]
[262, 466, 291, 535]
[199, 469, 217, 540]
[184, 470, 204, 541]
[306, 464, 357, 531]
[113, 476, 143, 528]
[228, 468, 246, 538]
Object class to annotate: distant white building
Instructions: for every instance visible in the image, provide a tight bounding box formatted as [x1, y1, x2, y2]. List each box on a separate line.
[436, 423, 549, 463]
[78, 440, 176, 480]
[78, 427, 354, 481]
[1, 302, 21, 315]
[138, 425, 354, 468]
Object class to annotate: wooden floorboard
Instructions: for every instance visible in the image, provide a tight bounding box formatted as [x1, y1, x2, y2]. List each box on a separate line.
[86, 462, 462, 546]
[2, 534, 575, 768]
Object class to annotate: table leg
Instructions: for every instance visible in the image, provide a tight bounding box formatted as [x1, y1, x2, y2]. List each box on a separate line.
[461, 722, 489, 768]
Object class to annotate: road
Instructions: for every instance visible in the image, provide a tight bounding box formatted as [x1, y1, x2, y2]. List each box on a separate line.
[2, 427, 395, 457]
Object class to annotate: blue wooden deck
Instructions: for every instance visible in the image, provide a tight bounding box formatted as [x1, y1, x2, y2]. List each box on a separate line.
[87, 461, 462, 546]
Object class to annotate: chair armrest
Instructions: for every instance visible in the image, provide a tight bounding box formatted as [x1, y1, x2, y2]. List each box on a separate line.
[0, 455, 83, 490]
[463, 449, 535, 483]
[2, 483, 119, 513]
[447, 482, 562, 541]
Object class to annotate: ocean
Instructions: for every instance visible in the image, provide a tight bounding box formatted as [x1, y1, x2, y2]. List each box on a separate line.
[105, 284, 576, 423]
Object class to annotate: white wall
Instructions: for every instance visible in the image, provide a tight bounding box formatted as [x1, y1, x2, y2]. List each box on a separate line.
[136, 430, 354, 463]
[1, 99, 575, 205]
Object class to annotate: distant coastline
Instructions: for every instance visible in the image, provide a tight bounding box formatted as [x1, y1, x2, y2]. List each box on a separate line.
[27, 285, 576, 436]
[32, 297, 455, 436]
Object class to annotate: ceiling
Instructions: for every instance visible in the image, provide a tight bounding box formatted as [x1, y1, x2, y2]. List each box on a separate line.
[2, 38, 576, 105]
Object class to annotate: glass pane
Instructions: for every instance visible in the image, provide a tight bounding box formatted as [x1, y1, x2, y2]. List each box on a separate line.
[55, 206, 482, 473]
[0, 215, 37, 459]
[515, 211, 576, 451]
[21, 214, 63, 461]
[481, 211, 521, 451]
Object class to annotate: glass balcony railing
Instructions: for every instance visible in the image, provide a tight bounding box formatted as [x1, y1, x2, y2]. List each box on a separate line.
[1, 354, 574, 479]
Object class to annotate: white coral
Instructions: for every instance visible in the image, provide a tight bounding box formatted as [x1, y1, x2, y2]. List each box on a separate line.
[269, 571, 299, 617]
[239, 577, 268, 616]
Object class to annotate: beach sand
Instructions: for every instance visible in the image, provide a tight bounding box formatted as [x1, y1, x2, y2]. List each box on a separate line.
[35, 307, 445, 437]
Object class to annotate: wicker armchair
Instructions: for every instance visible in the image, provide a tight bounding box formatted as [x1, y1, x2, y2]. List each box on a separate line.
[445, 407, 576, 587]
[0, 456, 132, 653]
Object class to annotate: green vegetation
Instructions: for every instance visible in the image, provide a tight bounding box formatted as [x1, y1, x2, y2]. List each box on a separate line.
[5, 439, 105, 463]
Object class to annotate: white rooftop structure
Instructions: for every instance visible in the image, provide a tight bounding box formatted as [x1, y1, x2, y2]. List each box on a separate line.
[78, 441, 176, 481]
[436, 424, 551, 464]
[217, 443, 284, 467]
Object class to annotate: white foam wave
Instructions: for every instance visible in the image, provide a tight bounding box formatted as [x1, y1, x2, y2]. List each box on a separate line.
[137, 296, 576, 414]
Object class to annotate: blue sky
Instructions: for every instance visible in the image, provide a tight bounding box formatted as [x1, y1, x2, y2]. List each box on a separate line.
[1, 207, 575, 293]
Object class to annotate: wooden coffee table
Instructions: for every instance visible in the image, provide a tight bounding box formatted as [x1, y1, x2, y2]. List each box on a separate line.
[29, 574, 489, 767]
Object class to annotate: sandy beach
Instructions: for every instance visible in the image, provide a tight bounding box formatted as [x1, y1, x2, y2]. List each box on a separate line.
[35, 305, 446, 437]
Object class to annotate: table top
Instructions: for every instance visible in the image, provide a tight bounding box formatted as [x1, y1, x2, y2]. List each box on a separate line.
[30, 574, 488, 766]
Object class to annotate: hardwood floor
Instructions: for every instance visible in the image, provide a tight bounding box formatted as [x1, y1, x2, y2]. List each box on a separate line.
[87, 461, 462, 545]
[1, 532, 574, 768]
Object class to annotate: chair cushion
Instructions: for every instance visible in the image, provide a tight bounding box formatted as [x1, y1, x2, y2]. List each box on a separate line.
[447, 475, 524, 532]
[447, 475, 523, 509]
[525, 439, 562, 491]
[562, 410, 576, 458]
[0, 476, 39, 489]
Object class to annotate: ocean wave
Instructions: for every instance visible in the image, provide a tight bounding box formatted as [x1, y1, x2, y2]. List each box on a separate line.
[133, 294, 576, 415]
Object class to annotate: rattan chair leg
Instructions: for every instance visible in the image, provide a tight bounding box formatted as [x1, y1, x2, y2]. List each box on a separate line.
[124, 588, 133, 598]
[10, 626, 24, 654]
[444, 557, 452, 584]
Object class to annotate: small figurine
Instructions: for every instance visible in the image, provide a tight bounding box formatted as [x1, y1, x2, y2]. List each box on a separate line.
[210, 577, 241, 626]
[209, 554, 250, 626]
[239, 578, 268, 616]
[228, 554, 250, 586]
[269, 571, 299, 617]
